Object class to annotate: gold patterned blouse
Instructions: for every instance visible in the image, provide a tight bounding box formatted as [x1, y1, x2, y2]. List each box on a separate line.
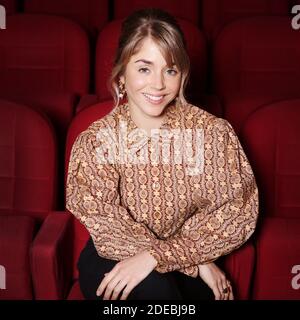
[66, 101, 259, 278]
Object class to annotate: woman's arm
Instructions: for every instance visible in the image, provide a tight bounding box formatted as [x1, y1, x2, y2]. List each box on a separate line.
[147, 118, 259, 273]
[66, 127, 159, 259]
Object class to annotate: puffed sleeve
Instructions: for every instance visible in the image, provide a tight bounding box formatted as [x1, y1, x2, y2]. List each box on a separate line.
[66, 126, 159, 260]
[147, 118, 259, 275]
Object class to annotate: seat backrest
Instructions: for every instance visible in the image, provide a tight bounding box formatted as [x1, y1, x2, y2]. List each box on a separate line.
[241, 99, 300, 219]
[113, 0, 200, 25]
[0, 14, 90, 97]
[0, 99, 57, 223]
[0, 0, 17, 15]
[213, 16, 300, 100]
[95, 19, 207, 103]
[24, 0, 109, 37]
[202, 0, 289, 40]
[65, 100, 114, 277]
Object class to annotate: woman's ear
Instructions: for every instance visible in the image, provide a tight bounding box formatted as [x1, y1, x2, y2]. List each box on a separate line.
[119, 75, 125, 84]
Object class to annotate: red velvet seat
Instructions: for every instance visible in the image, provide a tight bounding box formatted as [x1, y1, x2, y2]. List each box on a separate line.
[31, 100, 113, 300]
[24, 0, 109, 37]
[113, 0, 200, 25]
[202, 0, 289, 40]
[0, 0, 17, 15]
[0, 100, 57, 299]
[213, 16, 300, 133]
[241, 99, 300, 299]
[0, 14, 90, 134]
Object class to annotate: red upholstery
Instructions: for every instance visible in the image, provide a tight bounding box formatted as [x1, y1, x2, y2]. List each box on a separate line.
[113, 0, 200, 24]
[202, 0, 289, 40]
[253, 217, 300, 299]
[242, 100, 300, 219]
[213, 17, 300, 99]
[241, 100, 300, 299]
[29, 100, 112, 300]
[0, 216, 35, 299]
[0, 0, 17, 15]
[96, 19, 207, 103]
[0, 100, 57, 299]
[213, 16, 300, 133]
[0, 100, 57, 221]
[0, 14, 89, 133]
[24, 0, 109, 36]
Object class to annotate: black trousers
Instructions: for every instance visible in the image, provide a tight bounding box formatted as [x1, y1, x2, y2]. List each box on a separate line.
[77, 237, 214, 300]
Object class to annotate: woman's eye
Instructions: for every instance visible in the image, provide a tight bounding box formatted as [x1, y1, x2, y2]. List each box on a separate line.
[138, 68, 149, 73]
[167, 69, 178, 76]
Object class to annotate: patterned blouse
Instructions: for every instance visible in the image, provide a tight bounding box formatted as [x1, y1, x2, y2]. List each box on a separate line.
[66, 101, 259, 278]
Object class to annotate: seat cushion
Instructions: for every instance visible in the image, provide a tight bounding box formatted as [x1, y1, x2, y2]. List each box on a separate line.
[0, 215, 35, 299]
[253, 217, 300, 299]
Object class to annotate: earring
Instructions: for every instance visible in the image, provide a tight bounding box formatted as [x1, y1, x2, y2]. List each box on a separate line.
[118, 79, 126, 99]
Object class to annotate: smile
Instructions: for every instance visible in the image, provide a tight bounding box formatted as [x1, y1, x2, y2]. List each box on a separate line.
[143, 93, 165, 104]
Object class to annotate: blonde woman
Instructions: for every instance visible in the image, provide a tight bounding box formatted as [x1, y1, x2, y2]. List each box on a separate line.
[66, 8, 259, 300]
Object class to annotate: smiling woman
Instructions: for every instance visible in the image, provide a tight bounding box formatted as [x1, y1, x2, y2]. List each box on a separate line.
[66, 8, 258, 301]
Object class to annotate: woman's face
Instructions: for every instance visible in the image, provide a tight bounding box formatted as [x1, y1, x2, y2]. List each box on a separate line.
[120, 37, 181, 119]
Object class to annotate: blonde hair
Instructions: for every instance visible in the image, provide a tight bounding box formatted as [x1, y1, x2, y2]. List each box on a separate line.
[108, 8, 190, 108]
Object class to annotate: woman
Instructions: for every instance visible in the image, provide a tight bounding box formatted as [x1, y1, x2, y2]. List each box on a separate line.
[66, 8, 259, 300]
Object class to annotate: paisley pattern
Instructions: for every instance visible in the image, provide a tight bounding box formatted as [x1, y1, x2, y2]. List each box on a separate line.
[66, 101, 259, 278]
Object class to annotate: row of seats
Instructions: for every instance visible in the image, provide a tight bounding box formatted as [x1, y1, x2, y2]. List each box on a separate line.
[1, 98, 299, 300]
[1, 14, 300, 136]
[1, 0, 298, 40]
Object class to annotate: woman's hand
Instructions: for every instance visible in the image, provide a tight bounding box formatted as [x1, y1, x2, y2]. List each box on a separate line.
[96, 250, 158, 300]
[198, 262, 234, 300]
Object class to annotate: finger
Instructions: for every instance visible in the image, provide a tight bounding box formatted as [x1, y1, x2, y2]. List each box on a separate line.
[103, 275, 122, 300]
[212, 284, 221, 300]
[110, 279, 128, 301]
[96, 271, 116, 297]
[227, 281, 234, 300]
[217, 280, 225, 300]
[120, 281, 137, 301]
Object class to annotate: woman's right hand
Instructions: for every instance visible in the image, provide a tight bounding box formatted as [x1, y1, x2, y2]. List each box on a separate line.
[198, 262, 234, 300]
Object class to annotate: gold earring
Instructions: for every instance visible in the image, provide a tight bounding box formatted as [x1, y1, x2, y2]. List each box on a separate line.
[118, 79, 126, 99]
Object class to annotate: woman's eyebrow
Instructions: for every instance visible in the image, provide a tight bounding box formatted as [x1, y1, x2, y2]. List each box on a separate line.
[134, 59, 153, 65]
[134, 59, 176, 67]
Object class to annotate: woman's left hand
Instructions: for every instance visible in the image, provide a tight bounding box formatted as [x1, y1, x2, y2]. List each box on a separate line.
[96, 250, 158, 300]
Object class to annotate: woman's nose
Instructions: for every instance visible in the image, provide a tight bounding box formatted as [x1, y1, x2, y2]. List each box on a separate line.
[151, 72, 166, 90]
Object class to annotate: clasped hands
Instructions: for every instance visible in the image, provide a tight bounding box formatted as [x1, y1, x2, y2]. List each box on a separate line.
[96, 250, 233, 300]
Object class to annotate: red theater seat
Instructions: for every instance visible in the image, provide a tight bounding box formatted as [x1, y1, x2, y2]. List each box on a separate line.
[31, 100, 113, 299]
[0, 0, 17, 15]
[113, 0, 200, 25]
[24, 0, 109, 37]
[202, 0, 289, 40]
[0, 14, 90, 134]
[0, 100, 57, 299]
[213, 16, 300, 133]
[241, 99, 300, 299]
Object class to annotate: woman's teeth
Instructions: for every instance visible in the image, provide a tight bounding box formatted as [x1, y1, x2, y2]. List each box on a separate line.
[143, 93, 164, 103]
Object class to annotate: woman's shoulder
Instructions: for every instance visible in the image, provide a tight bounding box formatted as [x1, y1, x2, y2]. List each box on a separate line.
[182, 102, 232, 132]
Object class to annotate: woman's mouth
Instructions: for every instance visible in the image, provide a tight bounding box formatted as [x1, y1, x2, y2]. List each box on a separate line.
[143, 93, 165, 104]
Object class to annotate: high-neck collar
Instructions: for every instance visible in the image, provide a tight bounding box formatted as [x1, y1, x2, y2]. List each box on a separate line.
[119, 100, 181, 135]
